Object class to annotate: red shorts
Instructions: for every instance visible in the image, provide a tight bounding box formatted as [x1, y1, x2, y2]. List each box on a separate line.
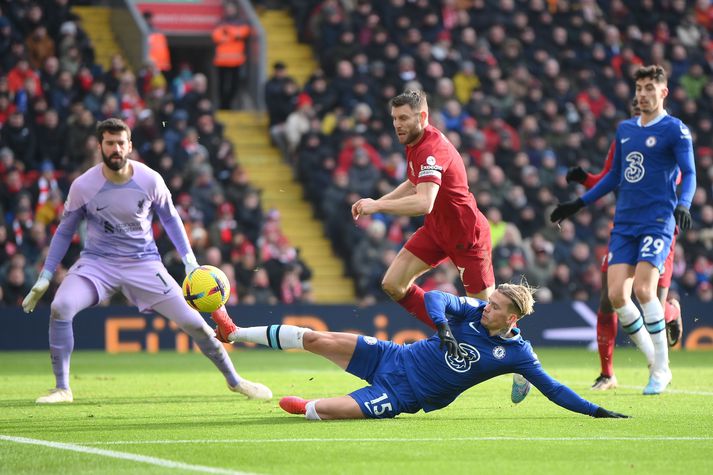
[600, 233, 676, 287]
[404, 225, 494, 295]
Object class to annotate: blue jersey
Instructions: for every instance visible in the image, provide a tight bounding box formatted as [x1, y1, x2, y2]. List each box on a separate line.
[582, 112, 696, 236]
[396, 291, 598, 415]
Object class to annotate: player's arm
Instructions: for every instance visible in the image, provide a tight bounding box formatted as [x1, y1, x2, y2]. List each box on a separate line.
[353, 182, 438, 218]
[423, 291, 470, 359]
[673, 126, 696, 231]
[517, 362, 627, 418]
[379, 179, 416, 201]
[152, 178, 198, 273]
[22, 188, 85, 313]
[584, 141, 615, 189]
[551, 137, 621, 223]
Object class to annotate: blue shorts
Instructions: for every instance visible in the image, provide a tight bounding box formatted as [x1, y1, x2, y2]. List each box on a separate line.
[608, 230, 672, 273]
[345, 336, 420, 419]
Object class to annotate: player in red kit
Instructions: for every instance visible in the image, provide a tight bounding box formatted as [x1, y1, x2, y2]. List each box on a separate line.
[566, 97, 684, 391]
[351, 90, 530, 403]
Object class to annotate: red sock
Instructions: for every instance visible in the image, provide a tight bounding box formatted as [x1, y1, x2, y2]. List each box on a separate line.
[596, 311, 617, 377]
[397, 285, 435, 330]
[663, 300, 677, 323]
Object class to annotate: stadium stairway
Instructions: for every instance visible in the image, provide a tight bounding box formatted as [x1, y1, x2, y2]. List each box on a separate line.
[71, 6, 125, 72]
[217, 111, 355, 303]
[259, 9, 316, 85]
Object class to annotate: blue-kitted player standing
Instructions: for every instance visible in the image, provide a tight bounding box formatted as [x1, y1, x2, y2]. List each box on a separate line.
[213, 283, 628, 420]
[551, 65, 696, 395]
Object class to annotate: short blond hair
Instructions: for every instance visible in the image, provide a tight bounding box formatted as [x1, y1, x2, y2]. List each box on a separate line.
[497, 282, 536, 319]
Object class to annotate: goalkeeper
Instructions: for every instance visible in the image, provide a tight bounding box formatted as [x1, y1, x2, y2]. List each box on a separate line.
[214, 282, 628, 420]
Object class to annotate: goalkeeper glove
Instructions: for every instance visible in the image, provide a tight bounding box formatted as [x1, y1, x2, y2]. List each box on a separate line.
[674, 205, 691, 231]
[550, 198, 585, 223]
[565, 166, 588, 184]
[594, 407, 630, 418]
[182, 253, 200, 276]
[22, 270, 53, 313]
[436, 322, 467, 360]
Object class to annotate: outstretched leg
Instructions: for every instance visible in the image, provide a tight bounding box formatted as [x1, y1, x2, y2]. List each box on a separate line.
[153, 297, 271, 400]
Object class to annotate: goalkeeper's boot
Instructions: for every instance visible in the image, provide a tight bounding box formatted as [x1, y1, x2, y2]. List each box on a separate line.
[279, 396, 309, 415]
[591, 374, 618, 390]
[511, 374, 531, 403]
[36, 388, 73, 404]
[229, 380, 273, 400]
[643, 367, 672, 395]
[211, 307, 237, 343]
[665, 298, 683, 347]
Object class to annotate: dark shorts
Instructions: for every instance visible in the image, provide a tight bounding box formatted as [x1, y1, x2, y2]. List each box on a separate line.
[404, 225, 494, 295]
[601, 232, 676, 288]
[607, 230, 674, 278]
[346, 336, 420, 419]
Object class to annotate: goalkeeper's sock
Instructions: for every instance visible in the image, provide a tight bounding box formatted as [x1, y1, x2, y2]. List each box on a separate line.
[231, 325, 312, 350]
[49, 319, 74, 390]
[397, 285, 435, 330]
[192, 331, 240, 388]
[596, 310, 617, 377]
[641, 299, 669, 373]
[615, 302, 655, 367]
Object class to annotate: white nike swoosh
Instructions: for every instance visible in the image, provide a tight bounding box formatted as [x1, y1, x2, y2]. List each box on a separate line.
[469, 322, 480, 333]
[621, 137, 631, 143]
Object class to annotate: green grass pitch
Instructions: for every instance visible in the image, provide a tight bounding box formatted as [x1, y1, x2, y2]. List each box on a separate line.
[1, 348, 712, 474]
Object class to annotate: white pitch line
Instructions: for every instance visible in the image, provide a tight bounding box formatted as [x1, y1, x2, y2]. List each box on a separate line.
[0, 435, 257, 475]
[74, 436, 713, 446]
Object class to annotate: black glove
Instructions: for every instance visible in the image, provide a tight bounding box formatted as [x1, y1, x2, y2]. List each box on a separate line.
[594, 407, 630, 418]
[550, 198, 585, 223]
[674, 205, 692, 231]
[436, 322, 467, 359]
[566, 166, 588, 184]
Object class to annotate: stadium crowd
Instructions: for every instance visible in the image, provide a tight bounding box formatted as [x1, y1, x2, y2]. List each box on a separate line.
[267, 0, 713, 304]
[0, 0, 312, 307]
[1, 0, 713, 308]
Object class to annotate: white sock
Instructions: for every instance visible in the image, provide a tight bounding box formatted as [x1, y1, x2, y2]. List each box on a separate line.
[640, 300, 669, 373]
[615, 302, 655, 367]
[231, 325, 311, 350]
[305, 400, 321, 421]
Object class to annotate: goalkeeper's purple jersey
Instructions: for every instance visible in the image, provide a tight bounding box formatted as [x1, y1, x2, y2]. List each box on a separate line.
[42, 161, 192, 274]
[402, 291, 598, 415]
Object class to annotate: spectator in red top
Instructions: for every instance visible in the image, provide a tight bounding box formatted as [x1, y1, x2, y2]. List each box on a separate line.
[7, 57, 42, 94]
[576, 84, 611, 118]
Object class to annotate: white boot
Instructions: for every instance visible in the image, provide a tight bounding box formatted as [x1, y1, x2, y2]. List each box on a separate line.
[36, 388, 73, 404]
[229, 380, 272, 400]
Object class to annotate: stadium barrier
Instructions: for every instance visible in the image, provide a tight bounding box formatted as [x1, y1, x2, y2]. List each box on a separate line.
[2, 299, 711, 351]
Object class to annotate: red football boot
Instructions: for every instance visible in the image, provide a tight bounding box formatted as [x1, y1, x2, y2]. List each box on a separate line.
[664, 299, 683, 347]
[279, 396, 309, 415]
[211, 306, 237, 343]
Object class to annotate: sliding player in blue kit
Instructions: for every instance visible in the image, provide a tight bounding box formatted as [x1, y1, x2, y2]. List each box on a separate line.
[213, 283, 628, 420]
[551, 65, 696, 395]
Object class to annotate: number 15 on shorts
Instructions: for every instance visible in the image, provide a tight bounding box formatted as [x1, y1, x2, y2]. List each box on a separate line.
[364, 393, 393, 417]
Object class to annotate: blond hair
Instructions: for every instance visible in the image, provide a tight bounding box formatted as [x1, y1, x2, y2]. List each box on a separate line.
[497, 281, 536, 319]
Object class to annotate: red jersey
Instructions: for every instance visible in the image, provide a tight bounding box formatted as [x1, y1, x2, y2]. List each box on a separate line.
[406, 124, 481, 244]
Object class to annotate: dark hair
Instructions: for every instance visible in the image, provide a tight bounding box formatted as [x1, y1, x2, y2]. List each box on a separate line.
[633, 65, 667, 84]
[389, 89, 428, 111]
[96, 118, 131, 142]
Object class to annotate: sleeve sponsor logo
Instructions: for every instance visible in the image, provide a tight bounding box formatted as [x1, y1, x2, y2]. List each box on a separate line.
[418, 169, 442, 179]
[680, 124, 691, 139]
[426, 155, 437, 166]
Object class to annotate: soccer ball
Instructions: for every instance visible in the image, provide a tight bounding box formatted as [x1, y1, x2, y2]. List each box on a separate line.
[182, 265, 230, 313]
